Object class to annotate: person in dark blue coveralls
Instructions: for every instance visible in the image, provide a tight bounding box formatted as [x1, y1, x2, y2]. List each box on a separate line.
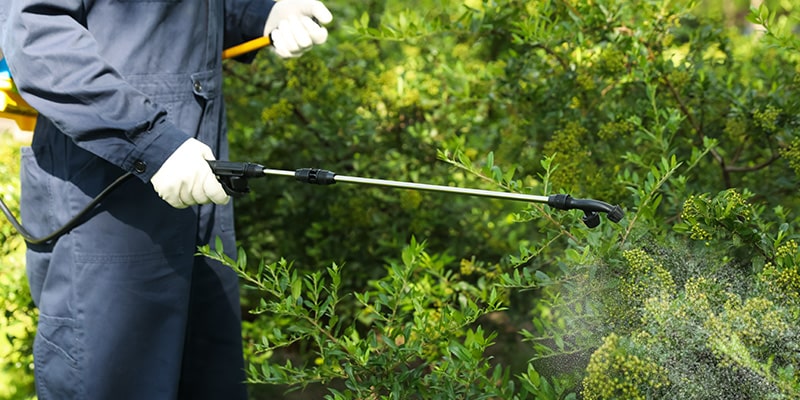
[0, 0, 332, 398]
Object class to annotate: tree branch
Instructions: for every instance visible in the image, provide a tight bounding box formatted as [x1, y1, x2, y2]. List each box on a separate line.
[659, 74, 733, 186]
[724, 152, 780, 173]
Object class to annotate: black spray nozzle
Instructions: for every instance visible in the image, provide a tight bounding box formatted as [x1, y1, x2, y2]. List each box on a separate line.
[207, 160, 266, 197]
[547, 194, 624, 228]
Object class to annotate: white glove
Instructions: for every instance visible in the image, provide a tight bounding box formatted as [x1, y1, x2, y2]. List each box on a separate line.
[264, 0, 333, 58]
[151, 138, 230, 209]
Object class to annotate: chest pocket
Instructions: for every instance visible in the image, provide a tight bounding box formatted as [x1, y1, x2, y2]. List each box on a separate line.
[127, 70, 220, 137]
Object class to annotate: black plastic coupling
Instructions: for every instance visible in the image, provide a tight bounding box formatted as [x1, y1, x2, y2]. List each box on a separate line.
[295, 168, 337, 185]
[547, 194, 574, 211]
[547, 194, 624, 228]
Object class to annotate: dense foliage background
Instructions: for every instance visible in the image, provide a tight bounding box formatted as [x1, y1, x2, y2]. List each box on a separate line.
[3, 0, 800, 398]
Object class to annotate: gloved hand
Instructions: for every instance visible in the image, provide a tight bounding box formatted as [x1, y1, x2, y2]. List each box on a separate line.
[151, 138, 230, 209]
[263, 0, 333, 58]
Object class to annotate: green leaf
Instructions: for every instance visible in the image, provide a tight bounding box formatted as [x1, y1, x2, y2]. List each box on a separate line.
[291, 276, 302, 301]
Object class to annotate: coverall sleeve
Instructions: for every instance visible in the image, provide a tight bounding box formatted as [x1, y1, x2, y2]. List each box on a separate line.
[2, 1, 188, 182]
[223, 0, 276, 61]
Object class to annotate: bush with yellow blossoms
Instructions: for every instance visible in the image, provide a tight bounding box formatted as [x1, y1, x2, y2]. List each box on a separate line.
[4, 0, 795, 399]
[213, 0, 800, 398]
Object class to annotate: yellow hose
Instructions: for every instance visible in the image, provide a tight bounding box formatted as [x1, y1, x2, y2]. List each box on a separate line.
[222, 36, 273, 60]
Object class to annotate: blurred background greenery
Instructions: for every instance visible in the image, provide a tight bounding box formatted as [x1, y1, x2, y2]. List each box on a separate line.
[2, 0, 799, 398]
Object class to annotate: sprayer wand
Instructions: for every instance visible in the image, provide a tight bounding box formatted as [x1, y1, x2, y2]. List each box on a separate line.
[207, 161, 625, 228]
[0, 158, 625, 245]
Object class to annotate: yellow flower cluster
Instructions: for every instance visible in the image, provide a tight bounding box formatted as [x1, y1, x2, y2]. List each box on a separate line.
[721, 190, 752, 221]
[642, 294, 686, 328]
[260, 98, 294, 122]
[597, 120, 634, 141]
[665, 69, 690, 91]
[575, 71, 596, 91]
[701, 294, 788, 374]
[775, 239, 798, 259]
[680, 194, 712, 241]
[621, 249, 676, 303]
[753, 105, 781, 133]
[718, 296, 787, 348]
[583, 333, 669, 400]
[723, 116, 747, 141]
[778, 137, 800, 176]
[595, 47, 627, 76]
[680, 190, 754, 242]
[683, 276, 713, 311]
[689, 224, 713, 242]
[760, 262, 800, 303]
[759, 239, 800, 303]
[542, 121, 590, 190]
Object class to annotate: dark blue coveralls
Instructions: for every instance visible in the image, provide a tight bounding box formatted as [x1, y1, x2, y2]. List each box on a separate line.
[1, 1, 274, 398]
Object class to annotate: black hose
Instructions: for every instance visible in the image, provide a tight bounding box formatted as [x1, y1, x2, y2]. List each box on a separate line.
[0, 172, 133, 245]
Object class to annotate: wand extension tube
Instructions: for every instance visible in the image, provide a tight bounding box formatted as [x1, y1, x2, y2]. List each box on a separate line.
[205, 163, 625, 228]
[294, 168, 550, 203]
[288, 168, 624, 228]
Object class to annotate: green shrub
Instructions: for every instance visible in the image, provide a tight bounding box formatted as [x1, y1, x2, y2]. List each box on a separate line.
[200, 238, 518, 399]
[218, 0, 800, 398]
[0, 135, 36, 399]
[4, 0, 800, 398]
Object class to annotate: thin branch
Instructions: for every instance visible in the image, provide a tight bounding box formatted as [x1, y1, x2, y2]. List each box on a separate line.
[724, 152, 780, 172]
[556, 0, 584, 22]
[659, 74, 735, 186]
[529, 43, 570, 71]
[729, 142, 745, 166]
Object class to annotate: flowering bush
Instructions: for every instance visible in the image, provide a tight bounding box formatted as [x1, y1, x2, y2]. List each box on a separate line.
[220, 0, 800, 398]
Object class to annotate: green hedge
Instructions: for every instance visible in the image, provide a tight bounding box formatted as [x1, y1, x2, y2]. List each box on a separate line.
[3, 0, 800, 398]
[0, 134, 35, 399]
[220, 0, 800, 398]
